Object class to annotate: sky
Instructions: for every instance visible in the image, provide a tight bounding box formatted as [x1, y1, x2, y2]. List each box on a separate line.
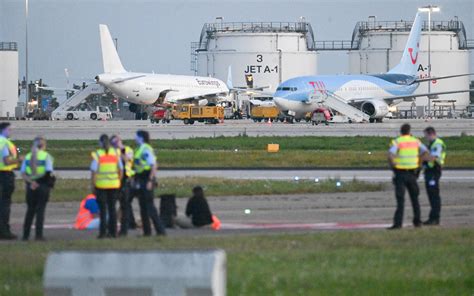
[1, 0, 473, 96]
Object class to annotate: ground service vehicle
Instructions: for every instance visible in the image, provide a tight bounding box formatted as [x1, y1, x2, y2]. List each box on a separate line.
[53, 104, 112, 121]
[250, 106, 279, 122]
[177, 104, 224, 125]
[311, 108, 332, 125]
[150, 109, 172, 124]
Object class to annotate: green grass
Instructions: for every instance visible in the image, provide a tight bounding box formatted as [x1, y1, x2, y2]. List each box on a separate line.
[13, 136, 474, 168]
[0, 228, 472, 295]
[12, 177, 384, 203]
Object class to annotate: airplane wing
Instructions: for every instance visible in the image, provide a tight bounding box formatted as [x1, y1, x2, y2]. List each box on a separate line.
[164, 88, 229, 103]
[412, 73, 473, 84]
[110, 75, 147, 84]
[349, 89, 474, 105]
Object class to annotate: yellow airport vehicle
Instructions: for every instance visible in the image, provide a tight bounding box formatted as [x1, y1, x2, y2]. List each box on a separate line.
[177, 104, 224, 125]
[250, 106, 280, 122]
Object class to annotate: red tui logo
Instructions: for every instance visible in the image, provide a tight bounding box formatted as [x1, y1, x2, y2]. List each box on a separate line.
[408, 43, 419, 64]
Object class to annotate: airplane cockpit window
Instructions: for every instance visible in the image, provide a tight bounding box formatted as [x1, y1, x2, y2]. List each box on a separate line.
[277, 87, 298, 92]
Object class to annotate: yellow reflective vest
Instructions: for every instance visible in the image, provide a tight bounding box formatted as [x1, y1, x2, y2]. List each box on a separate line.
[0, 137, 18, 171]
[24, 150, 52, 180]
[391, 135, 421, 170]
[134, 143, 154, 174]
[427, 138, 446, 168]
[93, 148, 121, 189]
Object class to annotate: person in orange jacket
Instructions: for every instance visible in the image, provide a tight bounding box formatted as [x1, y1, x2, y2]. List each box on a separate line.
[74, 194, 100, 230]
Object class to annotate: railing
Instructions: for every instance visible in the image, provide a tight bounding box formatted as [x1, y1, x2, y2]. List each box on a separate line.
[351, 19, 471, 50]
[198, 21, 316, 51]
[466, 39, 474, 49]
[0, 42, 17, 51]
[314, 40, 358, 51]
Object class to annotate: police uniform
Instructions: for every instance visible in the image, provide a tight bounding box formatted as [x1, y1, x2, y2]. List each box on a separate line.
[423, 138, 446, 224]
[90, 148, 122, 238]
[389, 135, 428, 228]
[133, 143, 166, 236]
[21, 149, 54, 240]
[118, 145, 135, 236]
[0, 136, 19, 239]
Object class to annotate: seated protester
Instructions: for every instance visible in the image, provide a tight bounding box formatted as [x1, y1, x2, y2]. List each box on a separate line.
[74, 194, 100, 230]
[176, 186, 213, 229]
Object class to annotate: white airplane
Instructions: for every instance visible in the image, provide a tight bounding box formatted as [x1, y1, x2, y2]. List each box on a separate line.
[95, 25, 229, 107]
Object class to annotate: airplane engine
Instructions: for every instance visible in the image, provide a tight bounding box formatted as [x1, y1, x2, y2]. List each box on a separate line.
[360, 100, 389, 119]
[198, 99, 209, 106]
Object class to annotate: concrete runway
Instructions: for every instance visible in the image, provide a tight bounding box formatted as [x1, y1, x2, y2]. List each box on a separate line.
[7, 118, 474, 140]
[40, 169, 474, 183]
[4, 181, 473, 241]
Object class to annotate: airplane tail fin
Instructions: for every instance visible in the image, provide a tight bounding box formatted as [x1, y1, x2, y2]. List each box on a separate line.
[388, 12, 423, 76]
[226, 65, 233, 89]
[99, 24, 126, 74]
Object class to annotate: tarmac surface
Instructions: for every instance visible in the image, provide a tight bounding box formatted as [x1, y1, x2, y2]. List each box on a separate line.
[8, 118, 474, 140]
[40, 169, 474, 182]
[3, 180, 473, 241]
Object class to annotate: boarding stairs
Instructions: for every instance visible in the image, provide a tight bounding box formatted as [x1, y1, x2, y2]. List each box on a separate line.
[309, 91, 370, 123]
[52, 83, 105, 116]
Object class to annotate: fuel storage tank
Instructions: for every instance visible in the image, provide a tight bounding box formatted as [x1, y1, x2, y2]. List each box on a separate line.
[348, 17, 471, 109]
[193, 21, 318, 94]
[0, 42, 19, 118]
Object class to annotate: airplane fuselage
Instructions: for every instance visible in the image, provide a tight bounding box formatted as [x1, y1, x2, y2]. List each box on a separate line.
[97, 72, 229, 105]
[273, 74, 419, 115]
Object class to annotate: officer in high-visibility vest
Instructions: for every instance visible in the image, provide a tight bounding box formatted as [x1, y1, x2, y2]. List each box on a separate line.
[90, 134, 123, 239]
[133, 130, 166, 236]
[110, 135, 136, 236]
[422, 127, 446, 226]
[74, 194, 100, 230]
[20, 137, 54, 241]
[387, 123, 428, 229]
[0, 122, 22, 240]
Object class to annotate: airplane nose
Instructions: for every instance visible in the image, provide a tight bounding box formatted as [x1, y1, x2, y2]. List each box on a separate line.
[272, 96, 289, 111]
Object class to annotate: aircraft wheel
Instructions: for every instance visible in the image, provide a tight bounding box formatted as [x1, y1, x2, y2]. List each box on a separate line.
[141, 112, 148, 120]
[369, 118, 375, 123]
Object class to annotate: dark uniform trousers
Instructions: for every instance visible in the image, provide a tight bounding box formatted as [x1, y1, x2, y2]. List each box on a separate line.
[424, 167, 442, 222]
[0, 171, 15, 235]
[135, 176, 166, 236]
[118, 178, 132, 235]
[23, 183, 50, 239]
[393, 170, 421, 227]
[96, 189, 118, 237]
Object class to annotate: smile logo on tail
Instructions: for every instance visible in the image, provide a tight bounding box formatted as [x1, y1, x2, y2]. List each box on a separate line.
[408, 43, 419, 64]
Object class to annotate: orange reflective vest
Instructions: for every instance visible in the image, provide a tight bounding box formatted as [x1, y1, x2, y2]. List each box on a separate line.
[392, 135, 421, 170]
[93, 148, 121, 189]
[74, 194, 96, 230]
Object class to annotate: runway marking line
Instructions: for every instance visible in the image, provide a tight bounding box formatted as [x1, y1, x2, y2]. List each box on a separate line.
[34, 222, 392, 231]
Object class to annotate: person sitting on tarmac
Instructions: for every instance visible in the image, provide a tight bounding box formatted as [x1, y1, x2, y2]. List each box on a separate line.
[175, 186, 213, 229]
[74, 194, 100, 230]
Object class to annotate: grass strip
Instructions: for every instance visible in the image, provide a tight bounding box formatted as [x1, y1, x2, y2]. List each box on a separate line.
[12, 136, 474, 168]
[0, 228, 472, 295]
[12, 177, 384, 204]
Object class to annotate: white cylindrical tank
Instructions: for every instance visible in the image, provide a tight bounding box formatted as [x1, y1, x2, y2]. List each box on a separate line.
[0, 43, 19, 118]
[348, 21, 470, 109]
[196, 22, 318, 93]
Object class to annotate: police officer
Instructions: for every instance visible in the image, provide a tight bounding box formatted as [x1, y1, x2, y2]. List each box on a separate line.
[423, 127, 446, 225]
[0, 122, 22, 240]
[110, 135, 135, 236]
[387, 123, 428, 229]
[133, 130, 166, 236]
[90, 134, 123, 239]
[21, 137, 54, 241]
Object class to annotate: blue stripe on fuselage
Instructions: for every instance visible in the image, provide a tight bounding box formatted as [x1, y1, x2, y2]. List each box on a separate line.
[274, 74, 418, 102]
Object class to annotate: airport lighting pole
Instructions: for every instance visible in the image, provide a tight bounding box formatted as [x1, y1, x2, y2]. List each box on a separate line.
[418, 5, 440, 117]
[25, 0, 29, 117]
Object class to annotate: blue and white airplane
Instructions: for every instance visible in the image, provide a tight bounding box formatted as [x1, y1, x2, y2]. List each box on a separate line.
[273, 12, 472, 122]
